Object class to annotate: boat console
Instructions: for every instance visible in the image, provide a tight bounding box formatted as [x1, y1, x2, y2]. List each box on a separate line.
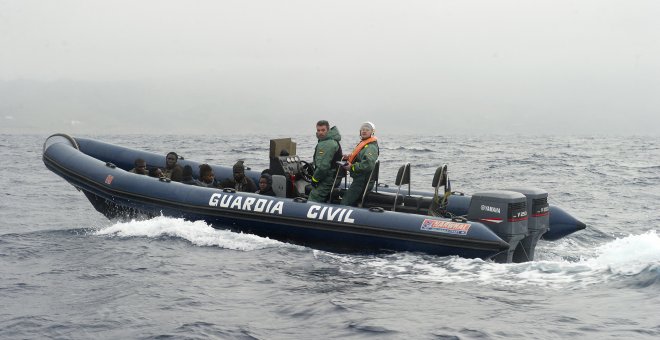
[269, 138, 313, 198]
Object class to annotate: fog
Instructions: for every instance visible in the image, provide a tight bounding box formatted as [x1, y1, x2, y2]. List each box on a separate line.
[1, 0, 659, 135]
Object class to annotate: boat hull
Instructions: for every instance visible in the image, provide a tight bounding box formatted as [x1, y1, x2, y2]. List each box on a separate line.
[43, 135, 510, 260]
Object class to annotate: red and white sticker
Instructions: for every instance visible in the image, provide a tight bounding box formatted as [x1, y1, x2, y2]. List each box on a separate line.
[421, 219, 471, 235]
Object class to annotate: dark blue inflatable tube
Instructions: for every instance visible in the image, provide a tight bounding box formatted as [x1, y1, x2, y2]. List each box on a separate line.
[43, 135, 510, 259]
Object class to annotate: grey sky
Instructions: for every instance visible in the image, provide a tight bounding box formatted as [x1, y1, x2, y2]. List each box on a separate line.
[1, 0, 658, 135]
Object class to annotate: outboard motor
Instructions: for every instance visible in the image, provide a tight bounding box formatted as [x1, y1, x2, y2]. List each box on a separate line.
[467, 191, 528, 263]
[506, 188, 549, 262]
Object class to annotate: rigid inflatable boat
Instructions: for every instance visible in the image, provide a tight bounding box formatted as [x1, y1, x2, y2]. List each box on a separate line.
[42, 134, 585, 263]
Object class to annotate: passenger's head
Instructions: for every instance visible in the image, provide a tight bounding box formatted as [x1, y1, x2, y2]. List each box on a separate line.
[149, 167, 163, 178]
[259, 173, 272, 192]
[165, 152, 178, 168]
[134, 158, 147, 175]
[182, 165, 193, 181]
[316, 120, 330, 140]
[233, 160, 245, 181]
[360, 121, 375, 139]
[199, 164, 214, 184]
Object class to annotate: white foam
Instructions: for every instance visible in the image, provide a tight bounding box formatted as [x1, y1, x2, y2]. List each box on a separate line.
[94, 216, 286, 251]
[589, 230, 660, 275]
[95, 220, 660, 286]
[323, 230, 660, 288]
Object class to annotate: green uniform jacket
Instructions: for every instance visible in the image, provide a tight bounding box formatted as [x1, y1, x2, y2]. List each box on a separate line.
[348, 141, 379, 180]
[341, 140, 379, 206]
[312, 126, 341, 182]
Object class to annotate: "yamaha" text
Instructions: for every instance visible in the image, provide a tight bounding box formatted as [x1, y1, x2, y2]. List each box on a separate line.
[481, 205, 501, 214]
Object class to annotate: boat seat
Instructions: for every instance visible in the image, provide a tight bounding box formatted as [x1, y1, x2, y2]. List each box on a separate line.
[367, 195, 430, 214]
[272, 175, 287, 198]
[362, 191, 404, 208]
[390, 203, 425, 214]
[429, 164, 450, 217]
[401, 195, 432, 213]
[393, 163, 411, 212]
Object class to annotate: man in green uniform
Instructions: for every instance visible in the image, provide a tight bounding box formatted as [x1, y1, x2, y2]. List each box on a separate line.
[341, 122, 379, 207]
[308, 120, 342, 203]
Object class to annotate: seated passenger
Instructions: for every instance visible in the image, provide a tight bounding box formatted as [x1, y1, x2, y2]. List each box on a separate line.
[197, 163, 219, 188]
[219, 160, 257, 192]
[129, 158, 148, 175]
[148, 167, 163, 178]
[162, 152, 183, 182]
[256, 173, 276, 196]
[181, 165, 198, 185]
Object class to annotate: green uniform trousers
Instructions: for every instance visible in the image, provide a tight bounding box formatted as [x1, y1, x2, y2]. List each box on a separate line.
[308, 177, 336, 203]
[340, 177, 374, 207]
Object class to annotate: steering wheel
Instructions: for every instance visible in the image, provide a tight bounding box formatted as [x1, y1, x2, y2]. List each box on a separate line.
[299, 160, 314, 182]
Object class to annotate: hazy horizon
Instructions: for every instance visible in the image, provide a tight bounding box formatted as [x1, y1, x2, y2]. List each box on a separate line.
[2, 0, 659, 136]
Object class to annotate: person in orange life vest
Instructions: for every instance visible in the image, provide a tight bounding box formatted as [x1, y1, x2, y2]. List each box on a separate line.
[340, 121, 379, 206]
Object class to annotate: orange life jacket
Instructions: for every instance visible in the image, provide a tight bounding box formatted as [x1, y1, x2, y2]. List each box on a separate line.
[347, 136, 378, 164]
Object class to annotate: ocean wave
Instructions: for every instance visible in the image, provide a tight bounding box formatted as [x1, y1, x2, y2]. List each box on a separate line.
[388, 146, 434, 153]
[229, 147, 268, 153]
[93, 216, 287, 251]
[620, 164, 660, 170]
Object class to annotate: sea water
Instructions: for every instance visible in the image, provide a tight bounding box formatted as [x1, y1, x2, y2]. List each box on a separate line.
[1, 133, 659, 339]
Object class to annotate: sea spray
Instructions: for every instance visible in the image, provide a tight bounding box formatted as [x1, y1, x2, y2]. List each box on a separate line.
[94, 215, 286, 251]
[591, 230, 660, 275]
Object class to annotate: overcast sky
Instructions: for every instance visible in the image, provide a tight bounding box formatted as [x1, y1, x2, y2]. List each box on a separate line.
[1, 0, 658, 135]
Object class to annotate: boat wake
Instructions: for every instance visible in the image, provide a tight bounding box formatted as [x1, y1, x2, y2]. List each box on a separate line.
[317, 230, 660, 289]
[94, 215, 287, 251]
[94, 215, 659, 289]
[588, 230, 660, 275]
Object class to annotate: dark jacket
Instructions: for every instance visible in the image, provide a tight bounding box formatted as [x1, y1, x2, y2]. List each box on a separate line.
[181, 178, 198, 185]
[163, 165, 183, 182]
[181, 165, 195, 184]
[219, 176, 257, 193]
[196, 179, 220, 188]
[257, 188, 276, 196]
[256, 173, 276, 196]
